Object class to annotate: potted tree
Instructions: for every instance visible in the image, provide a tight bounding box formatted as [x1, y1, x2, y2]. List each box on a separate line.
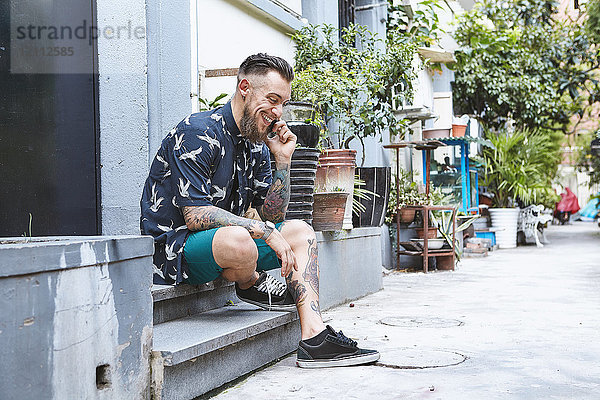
[480, 128, 560, 248]
[292, 23, 417, 229]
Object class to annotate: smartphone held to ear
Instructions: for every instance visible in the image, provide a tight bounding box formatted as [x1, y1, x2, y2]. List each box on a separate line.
[267, 119, 279, 139]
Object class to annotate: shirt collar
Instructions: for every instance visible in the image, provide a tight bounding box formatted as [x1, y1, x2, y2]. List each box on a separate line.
[222, 101, 245, 146]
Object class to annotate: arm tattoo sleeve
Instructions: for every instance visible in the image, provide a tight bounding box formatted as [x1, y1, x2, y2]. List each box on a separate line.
[259, 165, 290, 223]
[182, 205, 266, 239]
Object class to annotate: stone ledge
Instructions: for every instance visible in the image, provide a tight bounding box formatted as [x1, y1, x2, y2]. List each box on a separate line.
[151, 278, 233, 302]
[153, 303, 298, 366]
[0, 235, 154, 278]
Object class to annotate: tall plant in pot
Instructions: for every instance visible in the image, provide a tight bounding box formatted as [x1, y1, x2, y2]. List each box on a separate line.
[480, 128, 561, 248]
[292, 24, 415, 162]
[292, 24, 416, 229]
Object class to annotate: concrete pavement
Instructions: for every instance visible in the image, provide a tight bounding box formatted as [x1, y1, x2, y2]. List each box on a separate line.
[210, 222, 600, 399]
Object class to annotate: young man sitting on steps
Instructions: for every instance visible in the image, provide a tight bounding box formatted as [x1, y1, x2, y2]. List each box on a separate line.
[140, 53, 379, 368]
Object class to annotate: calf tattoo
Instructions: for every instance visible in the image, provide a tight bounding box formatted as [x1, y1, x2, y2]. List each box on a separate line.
[286, 271, 307, 306]
[310, 300, 321, 317]
[302, 238, 319, 296]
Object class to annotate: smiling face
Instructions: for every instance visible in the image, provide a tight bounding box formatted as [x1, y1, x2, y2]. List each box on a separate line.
[239, 70, 291, 143]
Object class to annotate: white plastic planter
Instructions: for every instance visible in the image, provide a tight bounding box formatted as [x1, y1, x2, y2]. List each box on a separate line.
[489, 208, 520, 248]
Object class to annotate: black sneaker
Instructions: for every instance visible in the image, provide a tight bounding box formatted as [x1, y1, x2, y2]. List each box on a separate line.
[296, 325, 380, 368]
[235, 271, 296, 312]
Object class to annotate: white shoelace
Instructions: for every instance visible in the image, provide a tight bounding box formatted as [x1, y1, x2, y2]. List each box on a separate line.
[255, 274, 287, 303]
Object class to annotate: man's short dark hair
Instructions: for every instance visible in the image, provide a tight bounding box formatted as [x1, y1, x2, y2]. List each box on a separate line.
[238, 53, 294, 83]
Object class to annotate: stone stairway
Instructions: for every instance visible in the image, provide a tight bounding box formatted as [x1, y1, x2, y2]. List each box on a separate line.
[150, 278, 300, 399]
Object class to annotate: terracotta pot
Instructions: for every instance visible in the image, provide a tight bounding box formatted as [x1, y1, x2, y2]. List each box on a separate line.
[316, 149, 356, 229]
[312, 192, 349, 231]
[415, 226, 438, 239]
[436, 255, 455, 270]
[397, 208, 416, 224]
[452, 124, 467, 137]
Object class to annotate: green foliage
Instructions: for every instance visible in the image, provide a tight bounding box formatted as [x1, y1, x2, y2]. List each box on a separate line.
[387, 0, 445, 47]
[430, 212, 478, 260]
[291, 23, 416, 160]
[353, 175, 379, 217]
[479, 128, 561, 208]
[575, 130, 600, 187]
[199, 93, 228, 111]
[586, 0, 600, 45]
[451, 0, 600, 132]
[385, 168, 447, 224]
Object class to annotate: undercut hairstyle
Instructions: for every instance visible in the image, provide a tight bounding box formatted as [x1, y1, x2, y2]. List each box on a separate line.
[237, 53, 294, 83]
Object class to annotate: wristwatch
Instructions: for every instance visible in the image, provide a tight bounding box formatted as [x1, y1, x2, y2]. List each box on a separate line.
[261, 221, 276, 240]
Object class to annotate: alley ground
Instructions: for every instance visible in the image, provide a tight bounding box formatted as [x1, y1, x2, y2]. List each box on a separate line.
[208, 221, 600, 399]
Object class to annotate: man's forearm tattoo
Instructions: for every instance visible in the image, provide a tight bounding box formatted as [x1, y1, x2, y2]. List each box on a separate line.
[302, 238, 319, 296]
[286, 271, 307, 307]
[260, 167, 290, 223]
[182, 205, 265, 239]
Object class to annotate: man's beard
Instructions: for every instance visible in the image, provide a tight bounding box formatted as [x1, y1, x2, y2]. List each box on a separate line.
[240, 104, 267, 143]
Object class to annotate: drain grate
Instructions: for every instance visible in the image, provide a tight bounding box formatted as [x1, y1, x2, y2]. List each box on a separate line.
[379, 316, 464, 328]
[375, 348, 467, 369]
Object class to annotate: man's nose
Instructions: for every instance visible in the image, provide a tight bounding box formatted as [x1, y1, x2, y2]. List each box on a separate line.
[272, 104, 283, 119]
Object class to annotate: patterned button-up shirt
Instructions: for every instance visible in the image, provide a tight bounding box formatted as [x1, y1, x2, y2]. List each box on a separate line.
[140, 101, 273, 285]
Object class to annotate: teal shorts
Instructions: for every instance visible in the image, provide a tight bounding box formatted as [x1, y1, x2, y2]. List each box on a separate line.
[182, 222, 284, 285]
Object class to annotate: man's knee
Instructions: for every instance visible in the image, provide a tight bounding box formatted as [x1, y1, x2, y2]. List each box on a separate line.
[213, 226, 258, 267]
[280, 219, 316, 246]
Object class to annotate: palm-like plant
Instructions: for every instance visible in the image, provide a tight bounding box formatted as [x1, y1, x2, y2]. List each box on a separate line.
[480, 128, 560, 208]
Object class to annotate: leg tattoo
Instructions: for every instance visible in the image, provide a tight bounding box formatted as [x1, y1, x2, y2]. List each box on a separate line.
[302, 238, 319, 296]
[286, 272, 307, 306]
[310, 300, 322, 317]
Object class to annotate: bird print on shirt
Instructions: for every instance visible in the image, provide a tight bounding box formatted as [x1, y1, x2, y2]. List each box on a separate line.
[150, 183, 164, 212]
[178, 146, 203, 161]
[156, 154, 171, 179]
[178, 178, 191, 198]
[165, 242, 177, 261]
[153, 264, 165, 280]
[174, 133, 185, 151]
[197, 134, 221, 150]
[253, 178, 269, 188]
[211, 184, 226, 202]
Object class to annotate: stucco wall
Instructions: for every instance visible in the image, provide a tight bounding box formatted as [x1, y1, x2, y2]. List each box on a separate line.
[0, 236, 154, 399]
[198, 0, 299, 102]
[146, 0, 193, 162]
[97, 0, 149, 235]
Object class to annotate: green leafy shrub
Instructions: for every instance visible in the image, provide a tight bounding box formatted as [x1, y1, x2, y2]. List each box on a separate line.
[479, 128, 561, 208]
[291, 23, 416, 163]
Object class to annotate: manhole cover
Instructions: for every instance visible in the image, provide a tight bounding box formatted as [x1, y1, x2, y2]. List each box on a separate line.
[376, 348, 467, 369]
[379, 316, 464, 328]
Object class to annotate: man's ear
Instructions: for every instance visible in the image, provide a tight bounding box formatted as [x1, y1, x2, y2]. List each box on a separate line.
[238, 78, 250, 99]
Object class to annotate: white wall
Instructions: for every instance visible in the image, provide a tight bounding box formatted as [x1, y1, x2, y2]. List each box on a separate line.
[197, 0, 298, 102]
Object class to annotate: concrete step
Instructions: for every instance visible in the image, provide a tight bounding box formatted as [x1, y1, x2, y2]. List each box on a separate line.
[152, 278, 237, 324]
[151, 303, 300, 399]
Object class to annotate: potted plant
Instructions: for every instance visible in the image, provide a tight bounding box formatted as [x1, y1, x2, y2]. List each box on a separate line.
[385, 168, 429, 226]
[292, 24, 419, 229]
[312, 187, 349, 231]
[480, 128, 561, 248]
[431, 211, 478, 269]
